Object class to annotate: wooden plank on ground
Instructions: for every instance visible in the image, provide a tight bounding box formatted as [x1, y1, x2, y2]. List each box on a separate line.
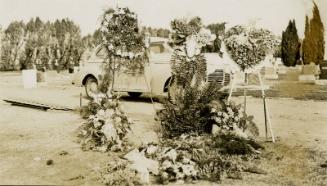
[3, 98, 73, 111]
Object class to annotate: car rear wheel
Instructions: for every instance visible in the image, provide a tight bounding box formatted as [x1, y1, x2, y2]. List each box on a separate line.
[85, 76, 99, 99]
[127, 92, 142, 98]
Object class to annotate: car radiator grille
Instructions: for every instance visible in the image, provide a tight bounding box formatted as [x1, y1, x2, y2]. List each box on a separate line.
[207, 69, 230, 86]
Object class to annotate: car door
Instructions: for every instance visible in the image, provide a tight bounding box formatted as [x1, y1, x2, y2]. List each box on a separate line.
[113, 65, 150, 92]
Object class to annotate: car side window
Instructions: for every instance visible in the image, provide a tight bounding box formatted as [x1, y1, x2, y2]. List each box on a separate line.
[149, 43, 165, 54]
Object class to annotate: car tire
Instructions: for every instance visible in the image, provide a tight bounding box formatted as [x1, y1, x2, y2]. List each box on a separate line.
[168, 77, 178, 103]
[85, 76, 99, 99]
[127, 92, 142, 98]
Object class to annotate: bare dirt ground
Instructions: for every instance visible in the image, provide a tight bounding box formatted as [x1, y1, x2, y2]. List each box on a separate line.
[0, 71, 326, 185]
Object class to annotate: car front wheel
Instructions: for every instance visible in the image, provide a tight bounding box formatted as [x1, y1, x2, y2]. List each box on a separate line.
[85, 76, 99, 99]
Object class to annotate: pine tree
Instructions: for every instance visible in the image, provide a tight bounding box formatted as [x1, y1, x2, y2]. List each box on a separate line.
[302, 15, 313, 64]
[311, 2, 325, 64]
[281, 20, 300, 66]
[302, 2, 325, 64]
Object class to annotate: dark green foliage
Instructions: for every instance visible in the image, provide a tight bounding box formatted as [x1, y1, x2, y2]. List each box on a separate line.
[171, 52, 207, 88]
[212, 133, 263, 155]
[170, 17, 202, 46]
[281, 20, 300, 66]
[169, 17, 209, 88]
[303, 2, 325, 65]
[157, 82, 227, 137]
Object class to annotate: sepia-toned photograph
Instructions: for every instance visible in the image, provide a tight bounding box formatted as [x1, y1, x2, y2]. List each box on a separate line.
[0, 0, 326, 185]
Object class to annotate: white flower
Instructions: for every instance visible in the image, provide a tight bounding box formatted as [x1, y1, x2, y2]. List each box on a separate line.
[101, 123, 117, 140]
[114, 116, 122, 123]
[105, 109, 114, 116]
[146, 145, 158, 156]
[211, 108, 217, 113]
[185, 35, 198, 58]
[164, 149, 177, 162]
[212, 124, 221, 135]
[121, 52, 128, 57]
[116, 49, 121, 55]
[182, 164, 196, 176]
[102, 21, 109, 27]
[217, 112, 223, 116]
[161, 160, 173, 169]
[214, 117, 222, 123]
[100, 26, 106, 33]
[181, 157, 192, 164]
[108, 44, 114, 50]
[105, 14, 113, 21]
[234, 116, 239, 122]
[97, 109, 106, 119]
[128, 52, 134, 59]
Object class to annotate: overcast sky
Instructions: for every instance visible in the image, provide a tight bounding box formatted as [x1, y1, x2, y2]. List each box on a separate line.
[0, 0, 326, 39]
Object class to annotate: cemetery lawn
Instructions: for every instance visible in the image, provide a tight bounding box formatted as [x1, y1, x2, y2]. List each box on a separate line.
[0, 71, 326, 185]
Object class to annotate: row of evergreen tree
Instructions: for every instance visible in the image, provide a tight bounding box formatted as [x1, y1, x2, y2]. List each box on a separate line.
[281, 2, 325, 66]
[0, 17, 178, 71]
[0, 17, 85, 70]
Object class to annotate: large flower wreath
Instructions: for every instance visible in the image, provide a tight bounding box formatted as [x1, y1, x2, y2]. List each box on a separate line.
[100, 7, 148, 74]
[224, 25, 278, 71]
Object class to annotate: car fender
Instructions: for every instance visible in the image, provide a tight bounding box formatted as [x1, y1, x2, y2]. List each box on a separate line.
[148, 58, 172, 95]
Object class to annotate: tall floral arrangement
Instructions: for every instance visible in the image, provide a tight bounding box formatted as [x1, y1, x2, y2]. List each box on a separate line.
[170, 17, 216, 88]
[224, 25, 278, 71]
[100, 7, 148, 76]
[77, 7, 146, 153]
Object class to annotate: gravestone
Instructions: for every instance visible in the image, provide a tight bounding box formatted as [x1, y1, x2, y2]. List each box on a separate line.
[277, 64, 287, 74]
[315, 60, 327, 85]
[319, 61, 327, 79]
[262, 66, 278, 80]
[299, 63, 320, 83]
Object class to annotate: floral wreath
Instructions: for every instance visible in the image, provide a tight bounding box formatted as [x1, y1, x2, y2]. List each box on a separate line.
[224, 25, 278, 71]
[100, 7, 148, 72]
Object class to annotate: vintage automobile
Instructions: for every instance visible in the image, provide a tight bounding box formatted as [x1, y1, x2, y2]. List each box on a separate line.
[72, 37, 231, 99]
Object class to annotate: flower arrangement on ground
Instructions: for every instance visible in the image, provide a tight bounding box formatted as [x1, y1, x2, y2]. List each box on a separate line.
[78, 93, 133, 152]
